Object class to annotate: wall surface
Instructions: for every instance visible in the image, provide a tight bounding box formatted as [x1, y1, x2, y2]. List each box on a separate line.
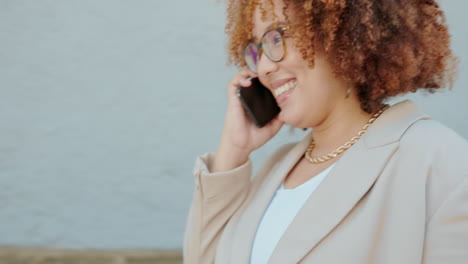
[0, 0, 467, 250]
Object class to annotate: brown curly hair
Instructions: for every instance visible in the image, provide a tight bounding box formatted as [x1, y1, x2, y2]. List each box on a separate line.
[224, 0, 458, 113]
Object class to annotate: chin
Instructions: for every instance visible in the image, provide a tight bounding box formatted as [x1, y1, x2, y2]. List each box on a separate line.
[278, 111, 305, 128]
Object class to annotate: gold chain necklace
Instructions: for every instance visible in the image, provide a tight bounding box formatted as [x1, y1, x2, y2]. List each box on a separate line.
[305, 105, 389, 164]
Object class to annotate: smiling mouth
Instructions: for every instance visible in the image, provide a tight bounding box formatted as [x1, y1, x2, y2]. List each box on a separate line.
[274, 80, 297, 98]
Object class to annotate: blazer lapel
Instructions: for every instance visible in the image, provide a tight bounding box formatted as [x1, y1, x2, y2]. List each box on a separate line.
[268, 100, 430, 263]
[230, 133, 313, 264]
[268, 139, 399, 263]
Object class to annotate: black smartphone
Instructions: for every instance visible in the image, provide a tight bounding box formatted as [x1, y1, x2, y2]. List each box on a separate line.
[237, 78, 281, 128]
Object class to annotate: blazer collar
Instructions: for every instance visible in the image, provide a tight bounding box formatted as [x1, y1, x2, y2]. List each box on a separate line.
[230, 100, 430, 264]
[364, 100, 431, 148]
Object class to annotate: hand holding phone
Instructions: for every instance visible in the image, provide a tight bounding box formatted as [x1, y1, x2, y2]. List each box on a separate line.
[212, 72, 284, 173]
[236, 78, 281, 128]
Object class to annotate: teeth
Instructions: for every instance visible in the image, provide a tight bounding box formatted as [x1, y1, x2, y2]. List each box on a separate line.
[274, 80, 296, 97]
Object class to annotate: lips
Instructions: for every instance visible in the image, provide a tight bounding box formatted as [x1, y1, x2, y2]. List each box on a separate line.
[271, 78, 297, 105]
[271, 78, 296, 91]
[273, 80, 297, 97]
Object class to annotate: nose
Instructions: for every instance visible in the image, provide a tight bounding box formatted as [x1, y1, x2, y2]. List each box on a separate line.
[256, 52, 279, 78]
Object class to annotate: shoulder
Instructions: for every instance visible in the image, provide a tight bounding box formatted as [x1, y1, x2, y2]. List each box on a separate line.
[371, 100, 468, 164]
[397, 119, 468, 218]
[399, 119, 468, 162]
[399, 119, 468, 189]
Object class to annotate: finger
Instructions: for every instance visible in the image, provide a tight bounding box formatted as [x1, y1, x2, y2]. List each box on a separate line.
[227, 69, 258, 97]
[239, 78, 252, 88]
[238, 68, 257, 79]
[234, 69, 258, 86]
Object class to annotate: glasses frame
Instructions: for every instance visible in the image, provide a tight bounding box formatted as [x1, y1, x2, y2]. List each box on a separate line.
[244, 26, 289, 73]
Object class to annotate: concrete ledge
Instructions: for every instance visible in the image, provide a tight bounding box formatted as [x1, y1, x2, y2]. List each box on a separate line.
[0, 248, 182, 264]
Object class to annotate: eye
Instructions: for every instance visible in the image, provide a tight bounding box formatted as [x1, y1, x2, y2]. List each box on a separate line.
[273, 36, 282, 44]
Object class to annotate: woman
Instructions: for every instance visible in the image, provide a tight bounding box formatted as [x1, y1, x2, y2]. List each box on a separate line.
[184, 0, 468, 263]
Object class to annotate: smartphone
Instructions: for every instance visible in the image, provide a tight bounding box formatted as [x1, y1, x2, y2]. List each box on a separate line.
[237, 78, 281, 128]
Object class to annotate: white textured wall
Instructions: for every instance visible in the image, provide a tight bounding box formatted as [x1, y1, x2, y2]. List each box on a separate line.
[0, 0, 467, 250]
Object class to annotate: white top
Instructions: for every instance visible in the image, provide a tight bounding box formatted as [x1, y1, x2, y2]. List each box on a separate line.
[250, 164, 335, 264]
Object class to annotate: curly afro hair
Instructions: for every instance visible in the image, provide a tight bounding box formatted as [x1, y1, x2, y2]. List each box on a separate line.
[224, 0, 458, 113]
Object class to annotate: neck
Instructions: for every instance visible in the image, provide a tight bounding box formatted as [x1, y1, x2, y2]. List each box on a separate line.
[310, 97, 372, 157]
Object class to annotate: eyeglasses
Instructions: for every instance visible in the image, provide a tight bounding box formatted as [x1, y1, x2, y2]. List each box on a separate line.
[243, 26, 289, 73]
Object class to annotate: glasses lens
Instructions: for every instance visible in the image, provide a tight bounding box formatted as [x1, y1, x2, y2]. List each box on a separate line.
[262, 30, 284, 62]
[244, 43, 259, 72]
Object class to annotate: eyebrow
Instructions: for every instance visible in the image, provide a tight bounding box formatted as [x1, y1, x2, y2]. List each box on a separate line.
[251, 21, 288, 43]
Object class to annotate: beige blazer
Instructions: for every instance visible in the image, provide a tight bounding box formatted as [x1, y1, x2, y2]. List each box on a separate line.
[183, 100, 468, 264]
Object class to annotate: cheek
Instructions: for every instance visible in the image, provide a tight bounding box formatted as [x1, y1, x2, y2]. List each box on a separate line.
[299, 74, 328, 100]
[294, 76, 335, 121]
[299, 64, 340, 103]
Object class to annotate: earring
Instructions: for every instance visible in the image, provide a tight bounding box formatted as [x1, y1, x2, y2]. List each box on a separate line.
[345, 86, 351, 99]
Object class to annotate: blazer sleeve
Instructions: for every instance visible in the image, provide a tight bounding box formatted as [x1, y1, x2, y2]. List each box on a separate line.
[183, 152, 252, 264]
[423, 175, 468, 264]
